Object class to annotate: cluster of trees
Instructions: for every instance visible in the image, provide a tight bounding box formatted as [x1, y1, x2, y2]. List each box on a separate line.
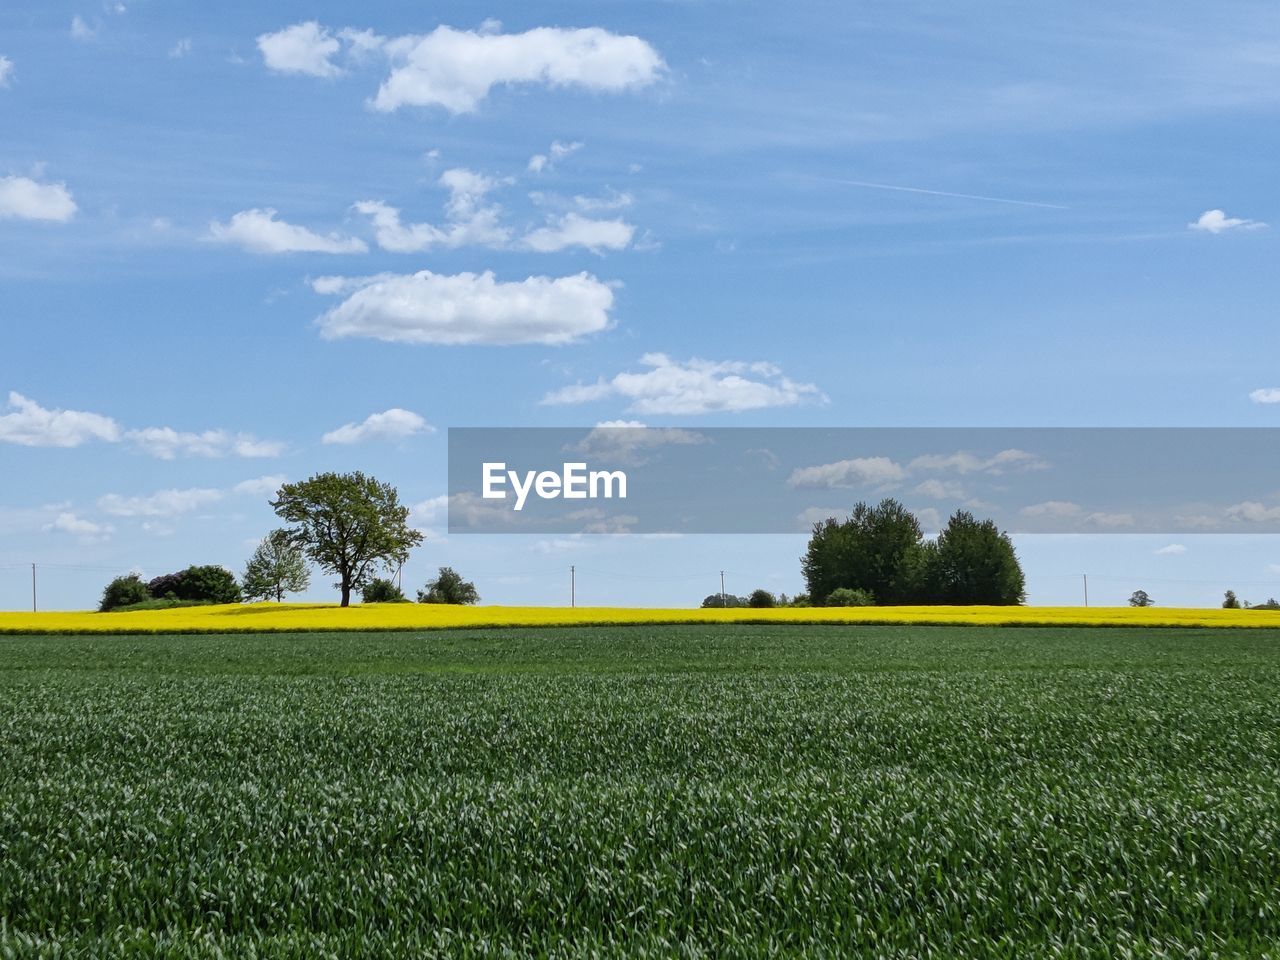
[801, 500, 1025, 606]
[1222, 590, 1279, 610]
[98, 471, 480, 612]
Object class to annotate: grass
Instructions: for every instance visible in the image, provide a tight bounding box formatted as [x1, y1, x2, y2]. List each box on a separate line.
[2, 625, 1280, 957]
[5, 600, 1280, 634]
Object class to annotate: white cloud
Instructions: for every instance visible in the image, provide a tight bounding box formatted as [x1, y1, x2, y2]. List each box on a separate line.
[208, 208, 367, 254]
[567, 422, 706, 465]
[0, 56, 13, 87]
[1249, 388, 1280, 404]
[523, 213, 635, 253]
[910, 449, 1046, 475]
[796, 506, 846, 529]
[1083, 511, 1135, 528]
[126, 427, 285, 460]
[1155, 543, 1187, 556]
[70, 16, 96, 40]
[257, 22, 342, 77]
[1227, 501, 1280, 523]
[168, 38, 192, 59]
[313, 269, 615, 346]
[98, 487, 224, 517]
[544, 354, 824, 415]
[353, 167, 509, 252]
[528, 139, 583, 173]
[232, 475, 287, 497]
[913, 478, 965, 500]
[1019, 500, 1083, 519]
[372, 25, 664, 113]
[573, 190, 633, 213]
[0, 176, 78, 222]
[0, 392, 119, 447]
[788, 457, 906, 489]
[1189, 209, 1267, 234]
[322, 408, 433, 444]
[44, 512, 112, 541]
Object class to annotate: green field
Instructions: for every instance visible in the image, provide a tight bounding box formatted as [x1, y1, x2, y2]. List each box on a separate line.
[2, 626, 1279, 957]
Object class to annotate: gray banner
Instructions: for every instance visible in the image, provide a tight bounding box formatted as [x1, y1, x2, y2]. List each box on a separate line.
[447, 427, 1280, 534]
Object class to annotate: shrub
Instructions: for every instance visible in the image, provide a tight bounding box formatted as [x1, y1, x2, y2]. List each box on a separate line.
[99, 574, 151, 612]
[362, 578, 408, 603]
[418, 567, 480, 605]
[826, 587, 876, 607]
[747, 589, 776, 609]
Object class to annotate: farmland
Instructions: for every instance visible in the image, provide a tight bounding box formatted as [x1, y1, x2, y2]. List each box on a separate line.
[2, 625, 1279, 956]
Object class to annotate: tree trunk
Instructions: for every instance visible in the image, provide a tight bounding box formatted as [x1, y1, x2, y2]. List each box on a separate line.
[340, 580, 351, 607]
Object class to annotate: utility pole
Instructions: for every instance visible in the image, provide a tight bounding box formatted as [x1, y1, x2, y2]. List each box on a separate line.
[720, 570, 726, 607]
[31, 563, 36, 613]
[1083, 573, 1089, 608]
[570, 565, 575, 608]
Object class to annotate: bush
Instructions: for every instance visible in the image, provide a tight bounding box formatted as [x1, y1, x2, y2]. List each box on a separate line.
[361, 578, 408, 603]
[747, 589, 776, 608]
[99, 574, 151, 612]
[146, 565, 241, 605]
[826, 587, 876, 607]
[418, 567, 479, 605]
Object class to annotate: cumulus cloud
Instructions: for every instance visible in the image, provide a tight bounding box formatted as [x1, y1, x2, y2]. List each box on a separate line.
[208, 208, 367, 254]
[372, 26, 664, 113]
[70, 16, 96, 41]
[322, 408, 433, 444]
[1019, 500, 1083, 519]
[788, 457, 906, 489]
[312, 269, 615, 346]
[914, 478, 965, 500]
[1083, 511, 1135, 528]
[567, 421, 707, 465]
[0, 56, 13, 87]
[0, 176, 77, 222]
[125, 427, 285, 460]
[523, 212, 635, 253]
[528, 139, 583, 173]
[1189, 209, 1267, 234]
[233, 475, 287, 497]
[1155, 543, 1187, 556]
[98, 487, 224, 517]
[1227, 501, 1280, 523]
[0, 392, 119, 447]
[1249, 388, 1280, 404]
[257, 22, 343, 77]
[910, 449, 1047, 475]
[543, 354, 824, 415]
[99, 475, 279, 519]
[353, 167, 509, 252]
[44, 512, 113, 541]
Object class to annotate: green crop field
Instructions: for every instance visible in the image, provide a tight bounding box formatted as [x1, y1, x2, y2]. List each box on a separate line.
[2, 625, 1279, 957]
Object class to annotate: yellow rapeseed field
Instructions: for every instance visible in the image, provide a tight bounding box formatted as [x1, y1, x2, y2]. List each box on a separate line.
[2, 603, 1279, 634]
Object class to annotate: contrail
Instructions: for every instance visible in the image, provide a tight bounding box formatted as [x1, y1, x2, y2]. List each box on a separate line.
[825, 178, 1068, 210]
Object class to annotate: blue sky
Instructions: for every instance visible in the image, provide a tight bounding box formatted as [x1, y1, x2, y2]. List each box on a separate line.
[3, 0, 1280, 609]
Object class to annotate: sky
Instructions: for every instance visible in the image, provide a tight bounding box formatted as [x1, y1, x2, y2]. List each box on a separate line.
[3, 0, 1280, 610]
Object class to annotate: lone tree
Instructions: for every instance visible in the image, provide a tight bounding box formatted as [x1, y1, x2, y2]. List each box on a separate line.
[418, 567, 479, 605]
[243, 529, 311, 602]
[271, 472, 423, 607]
[1223, 590, 1241, 609]
[1129, 589, 1154, 607]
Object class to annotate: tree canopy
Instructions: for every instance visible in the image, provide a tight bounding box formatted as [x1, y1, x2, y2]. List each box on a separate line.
[243, 529, 311, 602]
[271, 472, 422, 607]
